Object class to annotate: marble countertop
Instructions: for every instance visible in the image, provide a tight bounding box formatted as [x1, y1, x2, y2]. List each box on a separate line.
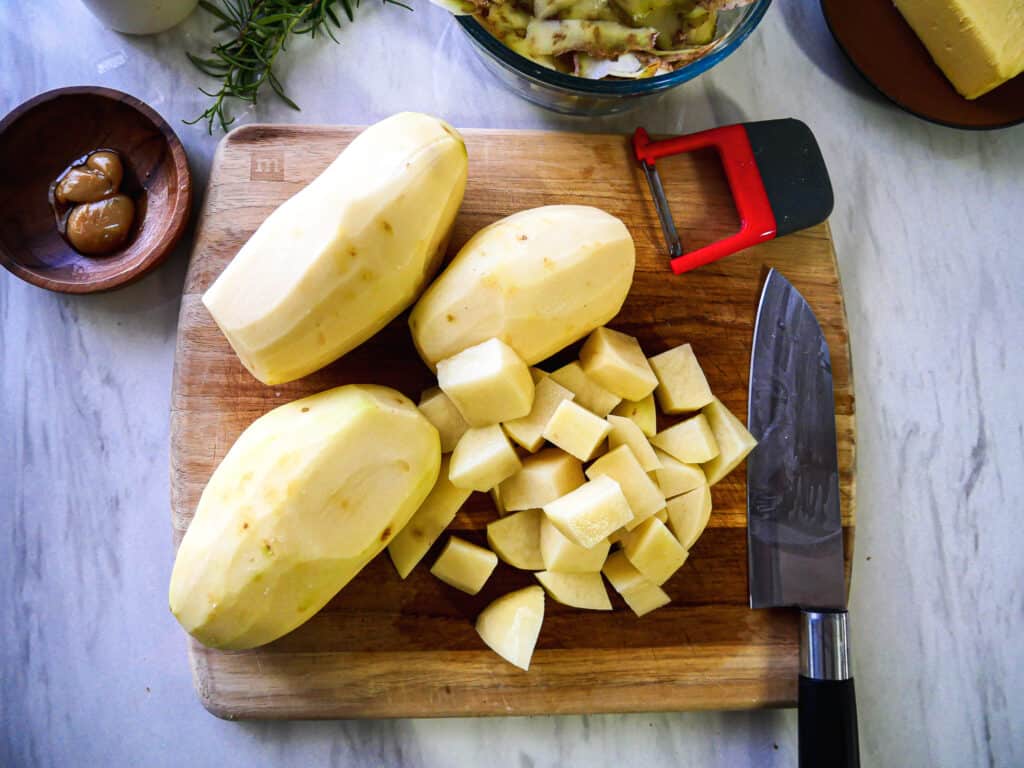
[2, 2, 1022, 766]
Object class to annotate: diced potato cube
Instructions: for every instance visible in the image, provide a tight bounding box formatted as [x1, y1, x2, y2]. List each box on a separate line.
[418, 387, 469, 453]
[621, 516, 688, 586]
[388, 456, 472, 579]
[499, 448, 585, 511]
[607, 526, 627, 544]
[606, 414, 661, 472]
[700, 397, 758, 485]
[601, 550, 671, 617]
[654, 509, 668, 523]
[650, 413, 720, 463]
[539, 515, 610, 572]
[622, 581, 671, 616]
[585, 444, 666, 530]
[579, 327, 658, 401]
[487, 509, 544, 570]
[666, 483, 712, 550]
[490, 486, 507, 517]
[449, 425, 522, 492]
[503, 376, 575, 453]
[648, 343, 714, 414]
[611, 393, 656, 437]
[438, 338, 535, 426]
[550, 361, 622, 417]
[542, 399, 612, 461]
[652, 448, 706, 498]
[430, 536, 498, 595]
[543, 475, 632, 549]
[535, 571, 611, 610]
[602, 549, 648, 593]
[475, 586, 545, 670]
[530, 367, 548, 384]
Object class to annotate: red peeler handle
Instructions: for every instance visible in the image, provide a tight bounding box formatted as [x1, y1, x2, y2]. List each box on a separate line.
[633, 126, 778, 275]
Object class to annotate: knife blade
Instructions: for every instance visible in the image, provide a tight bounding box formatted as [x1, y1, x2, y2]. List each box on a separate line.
[747, 268, 859, 768]
[747, 268, 845, 610]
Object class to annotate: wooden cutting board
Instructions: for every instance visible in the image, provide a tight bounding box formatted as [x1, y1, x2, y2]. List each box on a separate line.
[170, 124, 855, 720]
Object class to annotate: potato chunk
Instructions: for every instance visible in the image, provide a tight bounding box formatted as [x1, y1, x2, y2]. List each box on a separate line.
[542, 399, 612, 461]
[503, 376, 575, 453]
[650, 413, 720, 463]
[585, 444, 666, 530]
[611, 393, 657, 437]
[535, 571, 612, 610]
[487, 509, 545, 570]
[550, 361, 622, 417]
[648, 343, 714, 414]
[601, 551, 671, 617]
[579, 327, 658, 400]
[700, 397, 758, 485]
[431, 537, 498, 595]
[666, 484, 712, 550]
[499, 448, 585, 511]
[652, 448, 706, 498]
[490, 486, 507, 517]
[388, 455, 472, 579]
[539, 515, 611, 573]
[437, 338, 534, 426]
[476, 586, 545, 670]
[543, 475, 632, 549]
[449, 425, 522, 492]
[418, 387, 469, 453]
[606, 414, 661, 472]
[621, 516, 688, 586]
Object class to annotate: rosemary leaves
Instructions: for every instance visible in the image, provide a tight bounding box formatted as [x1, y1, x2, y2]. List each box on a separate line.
[186, 0, 408, 133]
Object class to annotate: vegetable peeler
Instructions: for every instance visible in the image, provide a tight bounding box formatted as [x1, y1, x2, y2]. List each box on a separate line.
[632, 119, 834, 275]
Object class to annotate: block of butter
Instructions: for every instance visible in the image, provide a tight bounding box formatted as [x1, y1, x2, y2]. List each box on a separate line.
[894, 0, 1024, 99]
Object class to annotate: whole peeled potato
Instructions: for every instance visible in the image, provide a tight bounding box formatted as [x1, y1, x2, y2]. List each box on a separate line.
[409, 205, 635, 370]
[203, 112, 468, 385]
[169, 384, 441, 650]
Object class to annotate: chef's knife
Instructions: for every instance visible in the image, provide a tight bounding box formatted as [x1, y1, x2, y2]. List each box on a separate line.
[747, 269, 859, 767]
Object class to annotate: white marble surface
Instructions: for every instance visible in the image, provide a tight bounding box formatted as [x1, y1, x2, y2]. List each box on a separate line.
[2, 2, 1022, 766]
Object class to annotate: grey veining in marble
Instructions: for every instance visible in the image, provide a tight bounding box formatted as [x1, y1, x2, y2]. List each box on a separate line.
[2, 2, 1023, 767]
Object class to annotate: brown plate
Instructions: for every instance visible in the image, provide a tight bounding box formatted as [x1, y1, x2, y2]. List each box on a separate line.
[0, 86, 192, 293]
[821, 0, 1024, 130]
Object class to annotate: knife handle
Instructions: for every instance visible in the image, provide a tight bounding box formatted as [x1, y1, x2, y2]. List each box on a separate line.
[798, 610, 860, 768]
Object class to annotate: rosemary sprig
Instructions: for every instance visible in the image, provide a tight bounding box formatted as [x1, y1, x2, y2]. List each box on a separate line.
[186, 0, 409, 133]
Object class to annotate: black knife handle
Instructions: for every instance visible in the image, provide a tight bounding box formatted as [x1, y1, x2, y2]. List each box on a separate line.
[799, 676, 859, 767]
[798, 610, 860, 768]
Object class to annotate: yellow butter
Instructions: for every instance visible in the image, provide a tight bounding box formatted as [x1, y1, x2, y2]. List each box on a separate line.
[894, 0, 1024, 99]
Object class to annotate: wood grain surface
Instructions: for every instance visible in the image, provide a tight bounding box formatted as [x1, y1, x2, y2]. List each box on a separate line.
[170, 124, 855, 720]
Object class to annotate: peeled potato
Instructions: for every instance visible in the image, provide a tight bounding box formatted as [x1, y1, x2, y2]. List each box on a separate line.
[204, 113, 467, 385]
[170, 385, 441, 649]
[410, 205, 635, 370]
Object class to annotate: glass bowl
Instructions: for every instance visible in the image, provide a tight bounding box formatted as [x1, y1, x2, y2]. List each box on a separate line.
[456, 2, 773, 115]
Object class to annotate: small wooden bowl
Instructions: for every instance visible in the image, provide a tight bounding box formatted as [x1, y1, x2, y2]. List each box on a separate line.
[0, 86, 192, 293]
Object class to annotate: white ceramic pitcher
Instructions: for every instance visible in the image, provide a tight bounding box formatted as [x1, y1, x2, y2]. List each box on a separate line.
[79, 0, 199, 34]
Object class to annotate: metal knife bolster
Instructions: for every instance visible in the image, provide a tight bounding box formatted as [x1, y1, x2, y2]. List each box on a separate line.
[800, 611, 851, 681]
